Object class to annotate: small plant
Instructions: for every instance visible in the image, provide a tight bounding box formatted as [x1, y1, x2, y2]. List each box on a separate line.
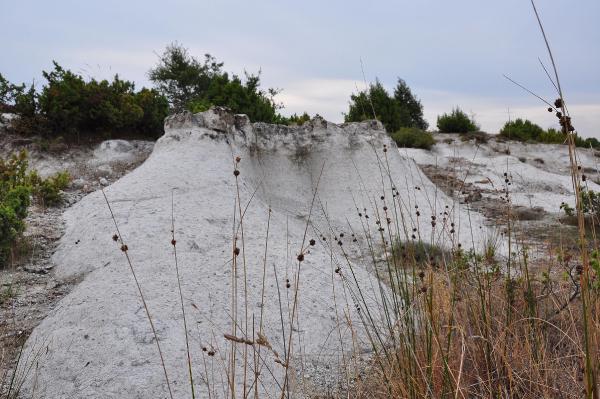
[560, 201, 575, 217]
[436, 107, 478, 133]
[286, 112, 311, 126]
[30, 170, 71, 206]
[580, 190, 600, 218]
[0, 151, 32, 266]
[391, 127, 435, 150]
[0, 151, 70, 266]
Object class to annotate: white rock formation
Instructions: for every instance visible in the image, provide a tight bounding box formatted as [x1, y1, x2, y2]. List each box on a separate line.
[20, 108, 489, 398]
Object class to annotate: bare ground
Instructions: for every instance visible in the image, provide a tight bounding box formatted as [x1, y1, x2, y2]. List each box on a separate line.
[0, 132, 153, 390]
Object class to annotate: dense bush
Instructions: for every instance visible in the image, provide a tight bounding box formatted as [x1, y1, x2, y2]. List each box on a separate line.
[0, 151, 70, 266]
[345, 79, 428, 132]
[500, 118, 600, 148]
[437, 108, 479, 133]
[391, 127, 435, 150]
[149, 43, 286, 124]
[37, 62, 168, 139]
[499, 119, 546, 141]
[1, 65, 169, 140]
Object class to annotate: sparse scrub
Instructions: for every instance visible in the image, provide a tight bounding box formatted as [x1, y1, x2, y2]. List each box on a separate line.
[436, 107, 478, 133]
[391, 127, 435, 150]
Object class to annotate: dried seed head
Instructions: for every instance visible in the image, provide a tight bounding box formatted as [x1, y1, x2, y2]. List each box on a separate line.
[120, 244, 128, 252]
[112, 234, 119, 242]
[297, 253, 304, 262]
[420, 286, 427, 293]
[554, 98, 563, 108]
[235, 156, 241, 163]
[234, 247, 240, 256]
[418, 271, 425, 279]
[171, 239, 176, 246]
[233, 169, 240, 177]
[547, 107, 553, 112]
[309, 239, 316, 246]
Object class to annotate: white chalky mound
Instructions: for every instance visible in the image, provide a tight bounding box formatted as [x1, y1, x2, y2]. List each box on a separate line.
[21, 108, 489, 398]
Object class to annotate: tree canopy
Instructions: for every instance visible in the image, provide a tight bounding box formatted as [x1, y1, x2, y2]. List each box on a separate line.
[149, 43, 286, 123]
[344, 79, 428, 132]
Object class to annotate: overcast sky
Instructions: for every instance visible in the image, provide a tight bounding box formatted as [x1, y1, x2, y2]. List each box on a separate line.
[1, 1, 598, 136]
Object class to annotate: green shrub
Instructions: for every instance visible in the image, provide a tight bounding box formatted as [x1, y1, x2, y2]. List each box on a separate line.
[391, 127, 435, 150]
[499, 119, 545, 141]
[500, 119, 600, 149]
[0, 151, 32, 266]
[29, 170, 71, 206]
[561, 191, 600, 221]
[581, 190, 600, 218]
[37, 62, 169, 139]
[345, 79, 428, 132]
[286, 112, 311, 126]
[2, 64, 169, 140]
[149, 43, 284, 123]
[437, 108, 478, 133]
[0, 151, 70, 266]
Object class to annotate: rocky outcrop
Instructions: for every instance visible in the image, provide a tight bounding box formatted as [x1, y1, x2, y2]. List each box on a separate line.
[19, 107, 488, 398]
